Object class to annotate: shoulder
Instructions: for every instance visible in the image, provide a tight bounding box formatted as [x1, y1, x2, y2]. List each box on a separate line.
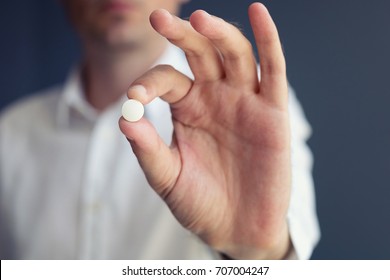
[0, 86, 62, 134]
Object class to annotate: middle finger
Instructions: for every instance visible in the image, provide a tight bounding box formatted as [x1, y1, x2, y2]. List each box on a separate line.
[190, 10, 259, 92]
[150, 9, 224, 82]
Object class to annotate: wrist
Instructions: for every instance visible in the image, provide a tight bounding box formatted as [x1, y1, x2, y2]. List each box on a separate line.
[218, 223, 291, 260]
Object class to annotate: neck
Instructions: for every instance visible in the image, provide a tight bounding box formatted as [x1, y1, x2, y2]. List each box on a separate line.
[81, 39, 167, 111]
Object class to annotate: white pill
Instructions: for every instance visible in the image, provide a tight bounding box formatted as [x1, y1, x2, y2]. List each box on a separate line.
[122, 99, 144, 122]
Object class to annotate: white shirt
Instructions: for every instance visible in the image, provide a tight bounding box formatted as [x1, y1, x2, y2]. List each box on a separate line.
[0, 44, 320, 260]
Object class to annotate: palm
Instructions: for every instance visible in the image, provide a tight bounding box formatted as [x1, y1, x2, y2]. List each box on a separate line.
[170, 80, 290, 253]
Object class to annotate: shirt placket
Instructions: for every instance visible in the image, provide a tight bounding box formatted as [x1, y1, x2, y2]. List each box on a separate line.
[77, 108, 119, 259]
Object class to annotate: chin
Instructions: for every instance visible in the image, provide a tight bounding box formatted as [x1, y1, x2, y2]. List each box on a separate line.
[105, 32, 140, 49]
[92, 16, 147, 49]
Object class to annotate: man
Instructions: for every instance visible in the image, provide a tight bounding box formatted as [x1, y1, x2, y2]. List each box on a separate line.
[0, 0, 320, 259]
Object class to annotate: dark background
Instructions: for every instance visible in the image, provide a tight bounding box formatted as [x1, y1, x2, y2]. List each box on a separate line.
[1, 0, 389, 259]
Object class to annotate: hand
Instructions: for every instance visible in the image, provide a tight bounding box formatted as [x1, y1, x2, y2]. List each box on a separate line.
[119, 3, 291, 259]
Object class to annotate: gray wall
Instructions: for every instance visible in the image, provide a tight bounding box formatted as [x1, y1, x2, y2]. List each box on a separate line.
[1, 0, 389, 259]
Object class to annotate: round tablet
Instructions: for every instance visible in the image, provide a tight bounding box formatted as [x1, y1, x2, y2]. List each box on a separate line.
[122, 99, 144, 122]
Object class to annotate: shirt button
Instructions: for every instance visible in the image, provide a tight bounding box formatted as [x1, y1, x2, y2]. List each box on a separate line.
[89, 201, 102, 213]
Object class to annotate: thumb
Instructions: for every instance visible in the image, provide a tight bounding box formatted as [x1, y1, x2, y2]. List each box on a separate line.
[119, 117, 181, 198]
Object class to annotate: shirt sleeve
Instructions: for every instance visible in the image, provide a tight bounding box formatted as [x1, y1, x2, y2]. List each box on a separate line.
[286, 85, 321, 259]
[0, 111, 16, 259]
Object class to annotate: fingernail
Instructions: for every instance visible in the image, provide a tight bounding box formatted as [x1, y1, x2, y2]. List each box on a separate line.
[128, 85, 147, 96]
[158, 8, 173, 18]
[202, 10, 211, 17]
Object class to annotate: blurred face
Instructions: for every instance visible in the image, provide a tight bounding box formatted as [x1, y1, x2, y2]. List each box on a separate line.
[63, 0, 187, 49]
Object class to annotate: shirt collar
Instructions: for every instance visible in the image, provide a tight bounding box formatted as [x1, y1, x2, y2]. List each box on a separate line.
[56, 67, 98, 128]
